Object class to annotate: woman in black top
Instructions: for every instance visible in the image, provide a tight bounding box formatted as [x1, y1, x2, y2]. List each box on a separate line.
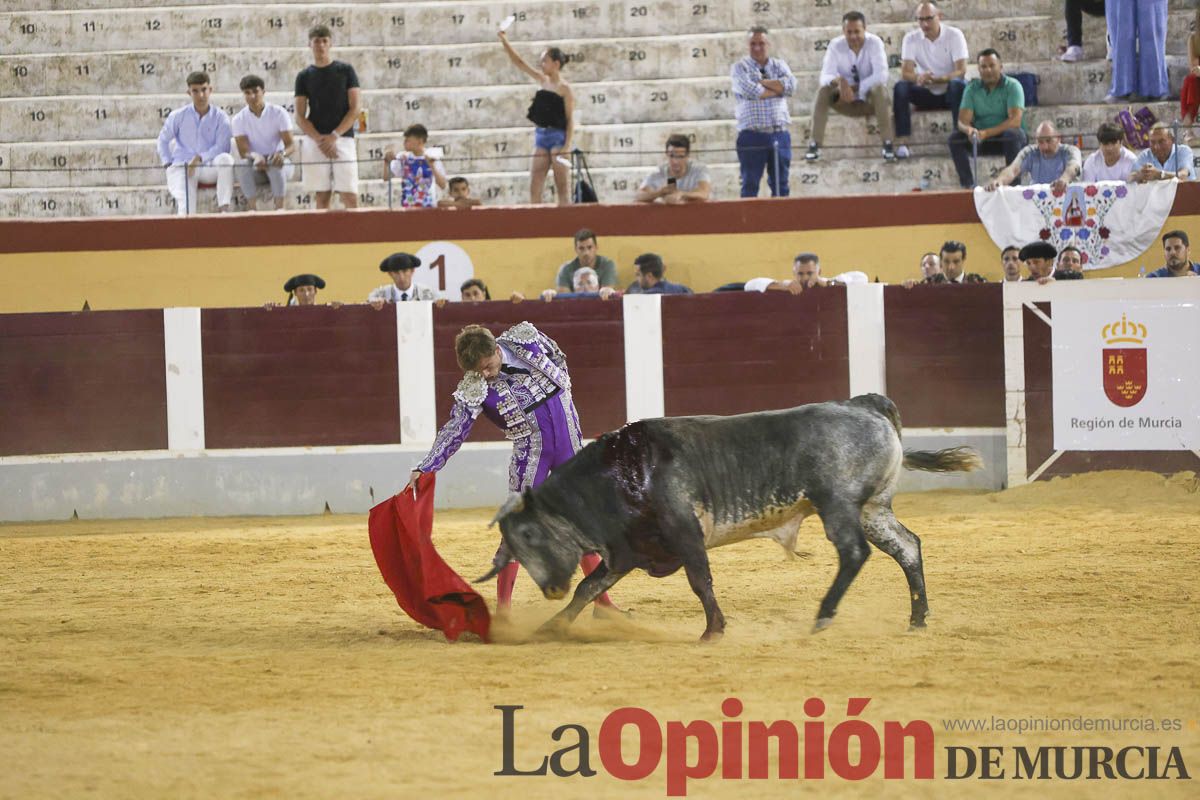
[499, 31, 575, 205]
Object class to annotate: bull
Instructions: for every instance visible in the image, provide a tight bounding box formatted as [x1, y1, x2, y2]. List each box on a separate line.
[478, 394, 981, 640]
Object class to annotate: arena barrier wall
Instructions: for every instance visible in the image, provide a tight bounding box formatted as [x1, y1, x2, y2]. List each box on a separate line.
[1, 184, 1198, 314]
[2, 281, 1196, 521]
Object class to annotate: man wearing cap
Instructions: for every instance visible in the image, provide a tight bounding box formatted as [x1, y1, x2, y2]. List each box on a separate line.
[1021, 241, 1082, 284]
[368, 252, 439, 308]
[284, 273, 325, 305]
[403, 322, 623, 618]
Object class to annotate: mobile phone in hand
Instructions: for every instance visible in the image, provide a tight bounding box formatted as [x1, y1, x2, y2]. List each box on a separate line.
[667, 177, 677, 186]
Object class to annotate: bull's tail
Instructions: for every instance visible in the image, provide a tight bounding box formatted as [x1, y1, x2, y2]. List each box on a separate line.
[903, 447, 983, 473]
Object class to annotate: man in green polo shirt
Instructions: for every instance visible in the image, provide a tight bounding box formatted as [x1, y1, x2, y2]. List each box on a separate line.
[555, 228, 619, 292]
[948, 48, 1026, 188]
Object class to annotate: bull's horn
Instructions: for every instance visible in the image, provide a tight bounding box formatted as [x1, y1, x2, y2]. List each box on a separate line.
[475, 542, 514, 583]
[474, 563, 504, 584]
[488, 492, 525, 528]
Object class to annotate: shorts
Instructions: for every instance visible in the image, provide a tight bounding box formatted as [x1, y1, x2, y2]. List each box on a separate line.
[300, 135, 359, 194]
[534, 127, 567, 152]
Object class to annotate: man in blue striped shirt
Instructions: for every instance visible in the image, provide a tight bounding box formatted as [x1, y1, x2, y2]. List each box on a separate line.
[156, 71, 235, 215]
[731, 26, 797, 198]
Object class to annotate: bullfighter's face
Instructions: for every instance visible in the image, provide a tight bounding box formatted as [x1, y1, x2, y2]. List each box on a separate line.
[499, 510, 581, 600]
[474, 347, 503, 381]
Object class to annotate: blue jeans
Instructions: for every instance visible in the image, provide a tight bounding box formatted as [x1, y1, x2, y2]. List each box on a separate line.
[947, 128, 1027, 188]
[893, 79, 966, 138]
[736, 129, 790, 197]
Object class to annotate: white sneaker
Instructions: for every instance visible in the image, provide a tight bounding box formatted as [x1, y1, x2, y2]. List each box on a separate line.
[1060, 45, 1084, 63]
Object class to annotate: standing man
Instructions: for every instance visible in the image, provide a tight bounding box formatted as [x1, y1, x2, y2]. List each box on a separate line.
[555, 229, 619, 292]
[294, 24, 361, 210]
[368, 252, 439, 307]
[232, 74, 295, 211]
[1021, 241, 1083, 283]
[948, 49, 1027, 189]
[404, 323, 621, 616]
[894, 2, 968, 160]
[985, 121, 1081, 191]
[807, 11, 895, 163]
[924, 240, 987, 283]
[634, 134, 712, 204]
[1001, 245, 1023, 281]
[731, 26, 797, 197]
[156, 71, 234, 215]
[1145, 231, 1199, 277]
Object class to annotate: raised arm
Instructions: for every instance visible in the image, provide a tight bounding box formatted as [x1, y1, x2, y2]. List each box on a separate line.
[498, 31, 544, 82]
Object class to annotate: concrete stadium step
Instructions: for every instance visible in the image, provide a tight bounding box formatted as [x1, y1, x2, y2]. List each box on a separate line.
[1, 100, 1177, 189]
[1, 56, 1188, 145]
[8, 13, 1191, 96]
[11, 0, 1180, 55]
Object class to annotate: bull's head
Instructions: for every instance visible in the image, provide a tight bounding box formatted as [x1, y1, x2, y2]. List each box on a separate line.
[475, 489, 582, 601]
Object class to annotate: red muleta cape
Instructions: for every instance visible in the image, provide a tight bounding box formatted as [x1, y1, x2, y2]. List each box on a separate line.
[368, 473, 491, 642]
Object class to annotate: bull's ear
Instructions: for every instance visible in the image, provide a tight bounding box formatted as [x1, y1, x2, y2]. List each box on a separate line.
[488, 492, 524, 528]
[475, 541, 514, 583]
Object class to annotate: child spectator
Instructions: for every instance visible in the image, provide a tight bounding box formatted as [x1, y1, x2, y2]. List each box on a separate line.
[384, 124, 447, 208]
[437, 176, 483, 209]
[293, 25, 360, 210]
[1081, 122, 1137, 182]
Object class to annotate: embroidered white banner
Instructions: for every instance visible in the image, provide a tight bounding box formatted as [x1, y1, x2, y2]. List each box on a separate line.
[974, 181, 1178, 270]
[1051, 300, 1200, 451]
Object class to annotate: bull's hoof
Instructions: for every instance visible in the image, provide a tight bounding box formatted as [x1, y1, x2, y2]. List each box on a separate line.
[592, 604, 633, 621]
[812, 617, 835, 633]
[699, 629, 724, 643]
[908, 620, 928, 632]
[534, 617, 570, 639]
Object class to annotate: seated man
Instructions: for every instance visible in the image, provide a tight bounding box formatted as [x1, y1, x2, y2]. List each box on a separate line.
[437, 176, 483, 209]
[555, 229, 619, 292]
[156, 71, 234, 215]
[746, 253, 867, 292]
[384, 124, 448, 208]
[1082, 122, 1137, 183]
[1021, 241, 1082, 283]
[807, 11, 895, 162]
[1001, 245, 1023, 281]
[947, 48, 1027, 188]
[232, 74, 295, 211]
[635, 134, 712, 204]
[625, 253, 693, 294]
[1145, 230, 1200, 277]
[894, 2, 969, 160]
[923, 240, 987, 283]
[986, 121, 1081, 191]
[368, 252, 439, 307]
[1131, 123, 1197, 183]
[542, 267, 619, 301]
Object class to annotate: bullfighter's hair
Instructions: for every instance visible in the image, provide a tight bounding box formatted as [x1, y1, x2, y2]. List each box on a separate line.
[455, 325, 497, 371]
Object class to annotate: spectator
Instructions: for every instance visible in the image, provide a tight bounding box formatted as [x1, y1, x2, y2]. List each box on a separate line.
[894, 2, 968, 160]
[808, 12, 895, 163]
[438, 177, 483, 209]
[920, 252, 942, 279]
[368, 252, 438, 308]
[294, 24, 361, 210]
[925, 240, 987, 283]
[269, 273, 326, 308]
[1001, 245, 1023, 281]
[635, 134, 712, 204]
[1060, 1, 1106, 62]
[1106, 1, 1168, 103]
[1081, 122, 1137, 182]
[460, 278, 491, 301]
[986, 121, 1081, 192]
[156, 71, 234, 215]
[1132, 123, 1196, 182]
[746, 253, 867, 292]
[1145, 230, 1200, 277]
[1021, 241, 1082, 283]
[731, 26, 797, 197]
[1184, 10, 1200, 130]
[541, 267, 619, 301]
[384, 124, 447, 208]
[1057, 246, 1085, 274]
[626, 253, 693, 295]
[232, 74, 295, 212]
[499, 30, 573, 205]
[555, 229, 618, 292]
[948, 49, 1027, 189]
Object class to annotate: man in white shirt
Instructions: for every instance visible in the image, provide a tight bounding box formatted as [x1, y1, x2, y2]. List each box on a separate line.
[745, 253, 867, 292]
[368, 252, 440, 307]
[232, 74, 296, 211]
[155, 71, 235, 215]
[893, 2, 968, 160]
[808, 11, 895, 162]
[1081, 122, 1137, 183]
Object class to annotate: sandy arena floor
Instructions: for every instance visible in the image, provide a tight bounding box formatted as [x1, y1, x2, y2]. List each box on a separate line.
[1, 471, 1198, 799]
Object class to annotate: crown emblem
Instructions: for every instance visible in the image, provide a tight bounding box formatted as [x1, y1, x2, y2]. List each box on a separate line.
[1101, 313, 1145, 345]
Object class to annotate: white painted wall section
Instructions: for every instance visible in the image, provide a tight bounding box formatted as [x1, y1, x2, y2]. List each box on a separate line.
[846, 283, 887, 396]
[622, 293, 665, 422]
[163, 307, 204, 450]
[396, 301, 437, 444]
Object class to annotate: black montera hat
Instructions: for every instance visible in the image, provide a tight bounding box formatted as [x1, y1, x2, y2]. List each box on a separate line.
[283, 273, 326, 292]
[379, 252, 422, 272]
[1019, 241, 1058, 261]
